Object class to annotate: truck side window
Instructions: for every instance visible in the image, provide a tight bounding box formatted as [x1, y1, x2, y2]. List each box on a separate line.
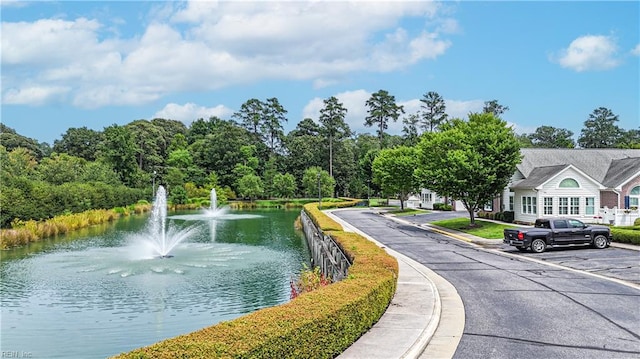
[536, 221, 550, 229]
[553, 220, 568, 229]
[569, 220, 584, 228]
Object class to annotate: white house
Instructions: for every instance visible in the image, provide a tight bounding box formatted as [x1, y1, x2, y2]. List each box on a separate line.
[419, 188, 466, 211]
[507, 149, 640, 226]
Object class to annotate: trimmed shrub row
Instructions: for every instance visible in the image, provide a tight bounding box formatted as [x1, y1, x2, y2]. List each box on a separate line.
[113, 201, 398, 359]
[477, 211, 515, 223]
[611, 226, 640, 245]
[433, 202, 453, 211]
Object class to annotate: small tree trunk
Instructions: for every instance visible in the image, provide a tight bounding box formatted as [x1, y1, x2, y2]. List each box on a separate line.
[468, 208, 476, 226]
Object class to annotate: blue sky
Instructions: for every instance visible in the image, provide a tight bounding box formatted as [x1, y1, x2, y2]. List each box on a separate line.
[2, 1, 639, 145]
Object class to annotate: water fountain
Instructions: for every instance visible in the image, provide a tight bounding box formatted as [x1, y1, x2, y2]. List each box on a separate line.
[210, 188, 217, 212]
[143, 185, 198, 258]
[204, 188, 227, 217]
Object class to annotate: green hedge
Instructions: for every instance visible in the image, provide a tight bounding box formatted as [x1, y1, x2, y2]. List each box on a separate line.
[433, 202, 453, 211]
[113, 201, 398, 359]
[611, 226, 640, 245]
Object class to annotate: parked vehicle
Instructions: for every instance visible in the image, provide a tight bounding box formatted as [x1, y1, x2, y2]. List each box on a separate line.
[503, 218, 612, 253]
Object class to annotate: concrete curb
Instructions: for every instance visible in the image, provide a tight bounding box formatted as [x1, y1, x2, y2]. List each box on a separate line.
[326, 209, 464, 359]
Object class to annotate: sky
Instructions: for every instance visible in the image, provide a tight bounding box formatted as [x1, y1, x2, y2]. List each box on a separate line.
[1, 0, 639, 145]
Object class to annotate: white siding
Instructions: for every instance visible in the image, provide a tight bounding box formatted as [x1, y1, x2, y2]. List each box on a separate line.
[537, 168, 601, 221]
[514, 189, 539, 223]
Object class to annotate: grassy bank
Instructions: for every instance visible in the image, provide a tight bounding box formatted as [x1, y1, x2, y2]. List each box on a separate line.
[0, 202, 151, 249]
[430, 217, 518, 239]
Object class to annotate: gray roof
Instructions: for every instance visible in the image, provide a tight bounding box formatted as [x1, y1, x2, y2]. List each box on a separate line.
[518, 149, 640, 186]
[511, 164, 569, 189]
[602, 157, 640, 188]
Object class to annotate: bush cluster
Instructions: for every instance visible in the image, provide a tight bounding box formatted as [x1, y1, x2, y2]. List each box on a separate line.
[113, 202, 398, 359]
[611, 226, 640, 245]
[433, 202, 453, 211]
[477, 211, 515, 223]
[0, 179, 144, 228]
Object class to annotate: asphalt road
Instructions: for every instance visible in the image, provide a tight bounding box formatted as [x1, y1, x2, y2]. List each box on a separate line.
[333, 209, 640, 359]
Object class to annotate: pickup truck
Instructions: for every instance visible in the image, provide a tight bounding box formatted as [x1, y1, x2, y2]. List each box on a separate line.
[503, 218, 612, 253]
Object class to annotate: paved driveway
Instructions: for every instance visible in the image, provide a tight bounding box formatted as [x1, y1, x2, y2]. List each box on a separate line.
[334, 209, 640, 359]
[401, 211, 640, 286]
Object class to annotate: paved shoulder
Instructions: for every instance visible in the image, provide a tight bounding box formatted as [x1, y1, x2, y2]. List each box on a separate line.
[327, 209, 465, 359]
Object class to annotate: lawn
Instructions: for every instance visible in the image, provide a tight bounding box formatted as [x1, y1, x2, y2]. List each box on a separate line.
[388, 208, 431, 216]
[430, 217, 519, 239]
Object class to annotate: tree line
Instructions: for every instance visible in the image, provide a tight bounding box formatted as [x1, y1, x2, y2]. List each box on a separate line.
[1, 90, 637, 227]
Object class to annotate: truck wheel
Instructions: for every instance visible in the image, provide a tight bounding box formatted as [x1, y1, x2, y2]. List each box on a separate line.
[592, 235, 608, 249]
[530, 239, 546, 253]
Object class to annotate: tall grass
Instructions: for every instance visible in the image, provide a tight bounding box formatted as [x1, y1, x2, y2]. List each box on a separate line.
[0, 206, 149, 250]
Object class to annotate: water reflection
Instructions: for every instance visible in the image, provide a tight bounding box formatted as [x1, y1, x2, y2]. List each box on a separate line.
[0, 209, 309, 359]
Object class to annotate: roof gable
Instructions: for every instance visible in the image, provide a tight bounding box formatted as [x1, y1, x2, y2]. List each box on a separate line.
[518, 149, 640, 183]
[602, 157, 640, 188]
[511, 165, 567, 189]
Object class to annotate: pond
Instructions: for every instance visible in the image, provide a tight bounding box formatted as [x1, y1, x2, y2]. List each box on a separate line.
[0, 209, 309, 358]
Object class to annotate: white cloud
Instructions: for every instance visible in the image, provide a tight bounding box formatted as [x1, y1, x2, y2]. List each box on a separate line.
[632, 44, 640, 56]
[303, 89, 372, 134]
[1, 0, 29, 8]
[445, 99, 484, 119]
[552, 35, 620, 72]
[153, 102, 234, 124]
[1, 1, 454, 108]
[3, 86, 70, 105]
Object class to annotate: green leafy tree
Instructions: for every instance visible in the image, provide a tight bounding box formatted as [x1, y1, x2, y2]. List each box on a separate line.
[365, 89, 405, 147]
[353, 134, 381, 197]
[577, 107, 624, 148]
[233, 99, 265, 141]
[419, 91, 448, 132]
[330, 138, 358, 197]
[402, 113, 420, 146]
[283, 119, 323, 191]
[1, 146, 38, 179]
[36, 153, 87, 185]
[528, 126, 576, 148]
[302, 167, 335, 199]
[79, 161, 121, 185]
[416, 113, 521, 225]
[617, 129, 640, 149]
[262, 97, 288, 153]
[168, 133, 188, 152]
[52, 126, 103, 161]
[237, 174, 264, 200]
[99, 124, 139, 186]
[272, 173, 297, 199]
[482, 99, 509, 118]
[168, 185, 188, 205]
[515, 133, 534, 148]
[127, 120, 165, 173]
[0, 125, 49, 160]
[165, 149, 195, 187]
[187, 117, 219, 143]
[189, 120, 253, 188]
[319, 96, 350, 178]
[372, 146, 419, 210]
